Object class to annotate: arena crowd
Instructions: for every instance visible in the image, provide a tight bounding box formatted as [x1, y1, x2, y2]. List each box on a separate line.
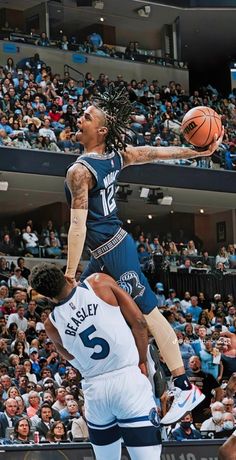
[0, 222, 235, 443]
[0, 40, 236, 447]
[0, 53, 236, 169]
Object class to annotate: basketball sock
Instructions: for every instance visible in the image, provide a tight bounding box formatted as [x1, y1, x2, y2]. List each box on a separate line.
[144, 308, 184, 371]
[173, 374, 192, 391]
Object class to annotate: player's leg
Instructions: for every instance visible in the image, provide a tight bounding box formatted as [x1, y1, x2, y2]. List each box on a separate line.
[102, 234, 204, 423]
[112, 366, 162, 457]
[82, 378, 122, 460]
[127, 445, 162, 460]
[91, 436, 122, 460]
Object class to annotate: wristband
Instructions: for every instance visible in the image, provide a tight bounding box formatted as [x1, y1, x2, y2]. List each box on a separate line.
[232, 429, 236, 437]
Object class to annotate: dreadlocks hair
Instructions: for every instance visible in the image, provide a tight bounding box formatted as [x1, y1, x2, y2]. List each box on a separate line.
[29, 263, 66, 298]
[94, 83, 134, 151]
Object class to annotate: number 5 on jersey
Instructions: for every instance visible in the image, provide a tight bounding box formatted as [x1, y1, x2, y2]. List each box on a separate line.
[79, 325, 110, 360]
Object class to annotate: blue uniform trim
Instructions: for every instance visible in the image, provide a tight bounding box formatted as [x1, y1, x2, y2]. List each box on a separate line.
[87, 419, 117, 428]
[77, 159, 98, 181]
[117, 415, 149, 424]
[56, 287, 77, 306]
[51, 310, 56, 322]
[88, 424, 121, 446]
[79, 281, 89, 290]
[119, 425, 162, 447]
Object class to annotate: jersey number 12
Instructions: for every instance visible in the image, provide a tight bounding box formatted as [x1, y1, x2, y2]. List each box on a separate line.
[100, 185, 116, 216]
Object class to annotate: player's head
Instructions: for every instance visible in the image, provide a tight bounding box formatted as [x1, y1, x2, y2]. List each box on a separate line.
[30, 263, 66, 299]
[94, 83, 133, 151]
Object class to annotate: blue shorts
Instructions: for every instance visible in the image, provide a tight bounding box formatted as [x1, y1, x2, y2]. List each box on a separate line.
[81, 233, 157, 314]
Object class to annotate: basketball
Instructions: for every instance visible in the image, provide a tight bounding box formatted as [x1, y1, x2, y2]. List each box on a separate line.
[181, 106, 222, 147]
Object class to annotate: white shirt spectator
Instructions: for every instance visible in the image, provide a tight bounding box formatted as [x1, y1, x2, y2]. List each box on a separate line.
[8, 271, 28, 290]
[22, 231, 38, 248]
[38, 127, 57, 142]
[7, 311, 28, 332]
[200, 417, 223, 432]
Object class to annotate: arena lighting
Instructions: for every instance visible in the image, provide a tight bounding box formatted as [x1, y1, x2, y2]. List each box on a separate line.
[158, 196, 173, 205]
[137, 5, 151, 17]
[93, 0, 104, 9]
[147, 189, 164, 205]
[116, 185, 132, 202]
[140, 187, 150, 198]
[0, 181, 8, 191]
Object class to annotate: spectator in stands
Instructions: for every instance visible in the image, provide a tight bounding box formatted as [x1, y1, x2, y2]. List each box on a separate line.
[47, 420, 68, 443]
[22, 360, 37, 385]
[59, 35, 69, 51]
[200, 401, 225, 433]
[44, 231, 62, 258]
[165, 288, 177, 307]
[199, 336, 222, 380]
[22, 224, 39, 257]
[175, 331, 195, 370]
[27, 390, 41, 418]
[186, 297, 202, 323]
[222, 397, 235, 413]
[8, 267, 28, 290]
[0, 234, 15, 256]
[180, 291, 192, 314]
[171, 412, 201, 440]
[12, 340, 29, 364]
[215, 412, 235, 438]
[71, 404, 89, 440]
[187, 355, 222, 424]
[52, 387, 67, 412]
[17, 258, 30, 280]
[228, 244, 236, 268]
[36, 32, 50, 47]
[0, 397, 18, 437]
[155, 282, 166, 308]
[7, 304, 28, 332]
[13, 417, 31, 443]
[38, 117, 57, 142]
[150, 236, 163, 253]
[36, 403, 53, 440]
[215, 246, 229, 268]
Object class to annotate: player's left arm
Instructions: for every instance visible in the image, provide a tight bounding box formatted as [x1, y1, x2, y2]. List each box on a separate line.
[44, 317, 75, 361]
[121, 128, 224, 166]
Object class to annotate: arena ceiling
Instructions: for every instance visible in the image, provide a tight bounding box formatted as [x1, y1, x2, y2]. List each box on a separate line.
[1, 0, 236, 71]
[0, 171, 235, 223]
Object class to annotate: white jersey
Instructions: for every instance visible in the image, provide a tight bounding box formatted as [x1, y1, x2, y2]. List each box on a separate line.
[49, 280, 139, 378]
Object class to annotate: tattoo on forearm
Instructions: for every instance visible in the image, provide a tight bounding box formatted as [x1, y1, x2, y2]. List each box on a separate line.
[123, 145, 199, 165]
[67, 164, 94, 210]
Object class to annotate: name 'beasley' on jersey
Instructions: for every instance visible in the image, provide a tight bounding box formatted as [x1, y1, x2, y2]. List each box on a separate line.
[65, 150, 123, 250]
[49, 279, 139, 378]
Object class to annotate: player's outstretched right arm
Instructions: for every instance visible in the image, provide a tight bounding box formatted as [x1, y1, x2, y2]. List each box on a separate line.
[65, 163, 93, 281]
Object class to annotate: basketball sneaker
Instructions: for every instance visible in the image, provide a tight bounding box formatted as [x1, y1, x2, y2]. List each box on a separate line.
[161, 384, 205, 425]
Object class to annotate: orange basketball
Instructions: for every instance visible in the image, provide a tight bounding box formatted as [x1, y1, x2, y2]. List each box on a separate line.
[181, 106, 222, 147]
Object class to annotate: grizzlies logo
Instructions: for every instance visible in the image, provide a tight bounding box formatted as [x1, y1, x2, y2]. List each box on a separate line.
[117, 271, 145, 300]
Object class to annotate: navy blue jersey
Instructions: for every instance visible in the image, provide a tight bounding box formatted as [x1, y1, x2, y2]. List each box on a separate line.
[65, 150, 123, 249]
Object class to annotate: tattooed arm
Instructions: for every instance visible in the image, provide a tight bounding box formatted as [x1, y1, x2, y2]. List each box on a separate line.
[65, 163, 94, 281]
[121, 129, 224, 166]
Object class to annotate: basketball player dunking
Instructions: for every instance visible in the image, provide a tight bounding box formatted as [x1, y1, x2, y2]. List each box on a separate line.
[30, 263, 162, 460]
[64, 85, 223, 425]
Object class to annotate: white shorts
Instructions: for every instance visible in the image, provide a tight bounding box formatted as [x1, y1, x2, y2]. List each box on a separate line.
[82, 366, 161, 447]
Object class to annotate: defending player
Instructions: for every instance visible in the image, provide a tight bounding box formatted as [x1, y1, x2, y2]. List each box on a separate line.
[30, 263, 162, 460]
[64, 85, 223, 424]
